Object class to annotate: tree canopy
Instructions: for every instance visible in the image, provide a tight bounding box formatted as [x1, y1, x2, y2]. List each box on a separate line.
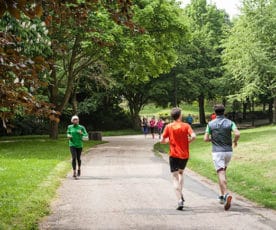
[1, 0, 275, 136]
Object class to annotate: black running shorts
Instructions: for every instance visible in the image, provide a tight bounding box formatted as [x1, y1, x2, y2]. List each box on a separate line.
[169, 156, 188, 172]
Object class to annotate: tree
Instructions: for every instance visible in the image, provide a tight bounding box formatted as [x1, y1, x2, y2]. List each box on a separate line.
[0, 13, 52, 131]
[41, 1, 135, 138]
[0, 1, 135, 137]
[222, 0, 276, 123]
[110, 0, 188, 128]
[182, 0, 230, 124]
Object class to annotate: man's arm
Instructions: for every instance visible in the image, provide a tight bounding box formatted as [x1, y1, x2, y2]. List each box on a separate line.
[160, 137, 169, 144]
[232, 128, 240, 147]
[160, 126, 169, 144]
[204, 124, 211, 142]
[231, 122, 240, 147]
[82, 126, 89, 141]
[204, 133, 211, 142]
[189, 132, 196, 143]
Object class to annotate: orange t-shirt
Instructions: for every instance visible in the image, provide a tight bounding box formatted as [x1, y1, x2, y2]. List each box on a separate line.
[162, 121, 194, 159]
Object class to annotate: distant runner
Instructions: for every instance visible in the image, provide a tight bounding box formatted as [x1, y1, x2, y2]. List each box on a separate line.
[67, 115, 88, 179]
[204, 104, 240, 210]
[149, 116, 156, 139]
[161, 108, 196, 210]
[186, 114, 193, 126]
[141, 117, 149, 138]
[156, 118, 164, 139]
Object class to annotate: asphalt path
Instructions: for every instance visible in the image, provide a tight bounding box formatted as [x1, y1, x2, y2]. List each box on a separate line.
[40, 135, 276, 230]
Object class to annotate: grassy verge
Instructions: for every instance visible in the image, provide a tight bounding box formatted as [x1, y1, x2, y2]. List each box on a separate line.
[0, 136, 103, 229]
[154, 125, 276, 209]
[102, 129, 141, 136]
[140, 102, 213, 118]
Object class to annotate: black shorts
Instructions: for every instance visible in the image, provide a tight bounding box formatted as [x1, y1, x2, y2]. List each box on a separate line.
[169, 157, 188, 172]
[150, 127, 155, 134]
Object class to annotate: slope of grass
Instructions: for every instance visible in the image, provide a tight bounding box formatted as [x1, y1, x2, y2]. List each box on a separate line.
[154, 125, 276, 209]
[102, 129, 141, 136]
[0, 137, 102, 229]
[140, 102, 213, 121]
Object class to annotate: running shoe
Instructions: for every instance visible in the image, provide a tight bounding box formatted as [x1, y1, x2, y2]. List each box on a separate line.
[176, 199, 184, 211]
[224, 193, 232, 211]
[77, 169, 81, 177]
[73, 170, 77, 178]
[217, 195, 224, 204]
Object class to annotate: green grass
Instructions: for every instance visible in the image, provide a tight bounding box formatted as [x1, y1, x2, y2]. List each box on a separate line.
[154, 125, 276, 209]
[0, 136, 103, 229]
[102, 129, 141, 136]
[140, 102, 213, 121]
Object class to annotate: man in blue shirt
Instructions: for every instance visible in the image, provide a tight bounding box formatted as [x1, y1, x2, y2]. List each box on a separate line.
[204, 104, 240, 210]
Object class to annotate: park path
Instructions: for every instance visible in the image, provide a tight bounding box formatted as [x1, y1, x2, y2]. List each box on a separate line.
[40, 135, 276, 230]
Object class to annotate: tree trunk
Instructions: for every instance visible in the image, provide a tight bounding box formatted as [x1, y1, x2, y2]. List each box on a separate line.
[273, 97, 276, 124]
[131, 112, 141, 130]
[48, 65, 60, 139]
[72, 91, 78, 115]
[128, 99, 142, 130]
[173, 74, 178, 107]
[47, 37, 80, 139]
[222, 97, 226, 106]
[251, 100, 255, 127]
[198, 94, 206, 125]
[49, 120, 59, 139]
[242, 102, 247, 120]
[268, 99, 273, 123]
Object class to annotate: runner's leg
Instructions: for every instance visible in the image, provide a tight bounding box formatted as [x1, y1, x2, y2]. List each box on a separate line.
[172, 171, 182, 200]
[70, 147, 77, 177]
[76, 148, 82, 176]
[218, 169, 227, 195]
[76, 148, 82, 169]
[178, 169, 184, 198]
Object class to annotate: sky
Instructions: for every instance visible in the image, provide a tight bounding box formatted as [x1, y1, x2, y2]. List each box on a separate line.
[180, 0, 242, 18]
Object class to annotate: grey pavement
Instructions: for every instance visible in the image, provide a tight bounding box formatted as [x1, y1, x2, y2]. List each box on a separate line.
[40, 135, 276, 230]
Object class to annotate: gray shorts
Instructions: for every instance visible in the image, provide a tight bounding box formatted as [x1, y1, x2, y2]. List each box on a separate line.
[212, 152, 232, 172]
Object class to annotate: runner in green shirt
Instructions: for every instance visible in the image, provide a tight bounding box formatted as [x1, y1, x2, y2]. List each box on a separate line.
[67, 115, 88, 179]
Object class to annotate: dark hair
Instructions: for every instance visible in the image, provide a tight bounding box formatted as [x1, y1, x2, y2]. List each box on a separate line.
[214, 104, 225, 115]
[171, 107, 181, 120]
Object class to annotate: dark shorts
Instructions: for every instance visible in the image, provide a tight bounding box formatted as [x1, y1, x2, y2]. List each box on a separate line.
[169, 157, 188, 173]
[150, 127, 155, 134]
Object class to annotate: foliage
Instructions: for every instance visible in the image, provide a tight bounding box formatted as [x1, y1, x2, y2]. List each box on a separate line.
[222, 0, 276, 122]
[42, 1, 136, 138]
[0, 0, 135, 137]
[110, 0, 188, 128]
[180, 0, 230, 124]
[0, 14, 52, 130]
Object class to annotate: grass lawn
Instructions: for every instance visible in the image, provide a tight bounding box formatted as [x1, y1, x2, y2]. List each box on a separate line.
[154, 125, 276, 209]
[102, 129, 141, 136]
[0, 136, 102, 229]
[140, 102, 214, 119]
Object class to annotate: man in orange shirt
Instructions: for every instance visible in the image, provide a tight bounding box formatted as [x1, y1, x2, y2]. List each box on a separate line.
[161, 108, 196, 210]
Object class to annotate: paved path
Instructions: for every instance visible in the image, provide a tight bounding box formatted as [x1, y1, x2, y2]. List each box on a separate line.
[40, 135, 276, 230]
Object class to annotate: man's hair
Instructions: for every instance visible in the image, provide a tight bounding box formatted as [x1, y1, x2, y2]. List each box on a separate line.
[214, 104, 225, 115]
[171, 107, 181, 120]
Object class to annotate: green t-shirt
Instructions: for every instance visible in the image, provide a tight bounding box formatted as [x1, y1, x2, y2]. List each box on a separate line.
[67, 124, 88, 148]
